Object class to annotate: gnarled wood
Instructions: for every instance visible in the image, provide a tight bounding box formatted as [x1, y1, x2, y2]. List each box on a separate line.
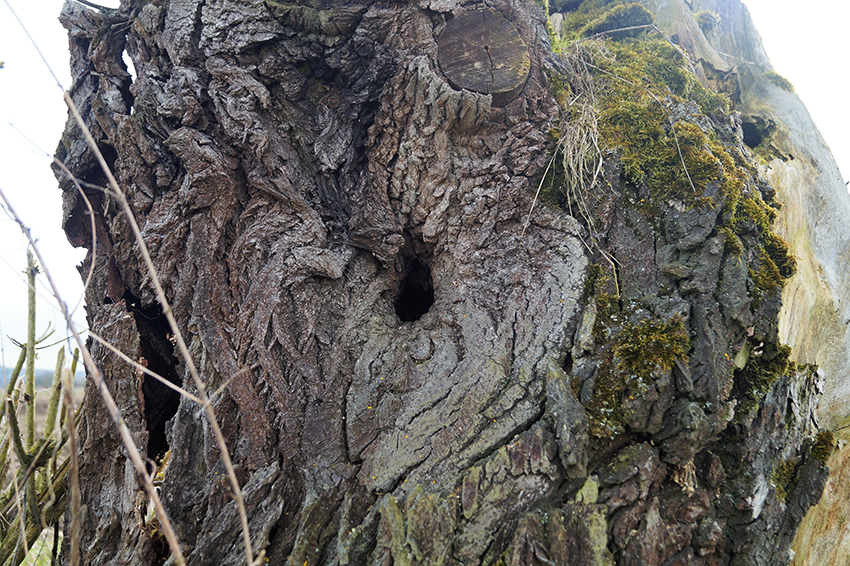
[53, 0, 827, 564]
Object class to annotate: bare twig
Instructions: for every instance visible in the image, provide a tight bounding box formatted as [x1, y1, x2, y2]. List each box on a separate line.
[209, 365, 258, 408]
[7, 0, 255, 560]
[43, 349, 64, 449]
[88, 331, 203, 405]
[0, 189, 187, 565]
[24, 253, 35, 452]
[0, 348, 25, 421]
[585, 61, 699, 195]
[62, 365, 81, 566]
[23, 253, 38, 528]
[63, 90, 255, 564]
[9, 461, 28, 565]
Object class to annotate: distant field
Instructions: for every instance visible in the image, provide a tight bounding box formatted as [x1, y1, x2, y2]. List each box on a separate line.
[0, 367, 85, 389]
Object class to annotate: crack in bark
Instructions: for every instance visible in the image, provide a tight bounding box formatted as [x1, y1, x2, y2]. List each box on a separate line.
[401, 371, 464, 431]
[462, 395, 547, 474]
[484, 45, 496, 89]
[341, 375, 359, 465]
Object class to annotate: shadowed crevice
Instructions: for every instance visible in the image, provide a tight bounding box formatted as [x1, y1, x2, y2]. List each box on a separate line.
[741, 120, 765, 149]
[395, 259, 434, 322]
[124, 291, 182, 462]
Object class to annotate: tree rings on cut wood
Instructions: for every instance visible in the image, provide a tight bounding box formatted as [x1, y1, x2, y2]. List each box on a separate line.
[437, 9, 530, 106]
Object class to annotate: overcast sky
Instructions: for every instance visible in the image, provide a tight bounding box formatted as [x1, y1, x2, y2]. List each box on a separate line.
[0, 0, 847, 371]
[744, 0, 850, 179]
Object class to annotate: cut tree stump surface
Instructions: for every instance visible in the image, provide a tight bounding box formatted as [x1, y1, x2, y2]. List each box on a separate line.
[437, 8, 530, 105]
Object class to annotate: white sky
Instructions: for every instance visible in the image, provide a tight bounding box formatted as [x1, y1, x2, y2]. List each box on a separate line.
[744, 0, 850, 180]
[0, 0, 847, 370]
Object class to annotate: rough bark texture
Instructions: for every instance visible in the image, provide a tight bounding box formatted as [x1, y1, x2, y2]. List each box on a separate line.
[54, 0, 827, 565]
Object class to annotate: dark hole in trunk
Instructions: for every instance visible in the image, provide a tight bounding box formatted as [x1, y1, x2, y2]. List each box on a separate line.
[124, 292, 181, 462]
[730, 366, 748, 403]
[563, 352, 573, 375]
[741, 121, 764, 149]
[395, 259, 434, 322]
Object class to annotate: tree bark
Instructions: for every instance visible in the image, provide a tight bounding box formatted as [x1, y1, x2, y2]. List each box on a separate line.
[53, 0, 826, 565]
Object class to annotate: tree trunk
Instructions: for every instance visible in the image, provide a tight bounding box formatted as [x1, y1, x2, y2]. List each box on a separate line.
[53, 0, 826, 565]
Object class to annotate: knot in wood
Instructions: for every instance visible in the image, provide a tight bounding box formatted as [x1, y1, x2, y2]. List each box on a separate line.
[436, 8, 530, 106]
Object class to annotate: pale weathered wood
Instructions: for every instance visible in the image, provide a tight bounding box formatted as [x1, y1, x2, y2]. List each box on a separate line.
[437, 8, 530, 106]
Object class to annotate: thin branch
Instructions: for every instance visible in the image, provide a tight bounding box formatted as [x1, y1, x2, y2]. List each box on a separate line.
[0, 349, 25, 421]
[9, 461, 27, 565]
[0, 188, 187, 566]
[23, 253, 38, 529]
[208, 365, 258, 408]
[8, 0, 259, 559]
[63, 90, 255, 564]
[43, 349, 64, 444]
[585, 61, 699, 195]
[88, 331, 203, 405]
[24, 252, 35, 452]
[7, 122, 100, 322]
[62, 366, 81, 566]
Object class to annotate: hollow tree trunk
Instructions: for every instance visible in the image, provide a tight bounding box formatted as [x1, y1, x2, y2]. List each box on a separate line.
[54, 0, 826, 565]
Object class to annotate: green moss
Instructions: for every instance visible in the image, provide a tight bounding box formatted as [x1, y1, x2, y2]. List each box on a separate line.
[739, 343, 792, 413]
[748, 254, 781, 307]
[719, 226, 743, 255]
[586, 315, 689, 440]
[546, 0, 797, 425]
[590, 40, 730, 210]
[693, 10, 721, 33]
[771, 457, 800, 502]
[544, 67, 573, 108]
[593, 293, 620, 343]
[579, 3, 653, 38]
[553, 0, 631, 43]
[811, 431, 836, 464]
[547, 2, 733, 218]
[746, 232, 796, 305]
[582, 263, 608, 303]
[570, 373, 583, 398]
[764, 70, 795, 92]
[712, 139, 747, 197]
[586, 355, 628, 439]
[649, 122, 720, 204]
[614, 315, 689, 378]
[763, 232, 796, 279]
[727, 192, 796, 305]
[737, 194, 778, 229]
